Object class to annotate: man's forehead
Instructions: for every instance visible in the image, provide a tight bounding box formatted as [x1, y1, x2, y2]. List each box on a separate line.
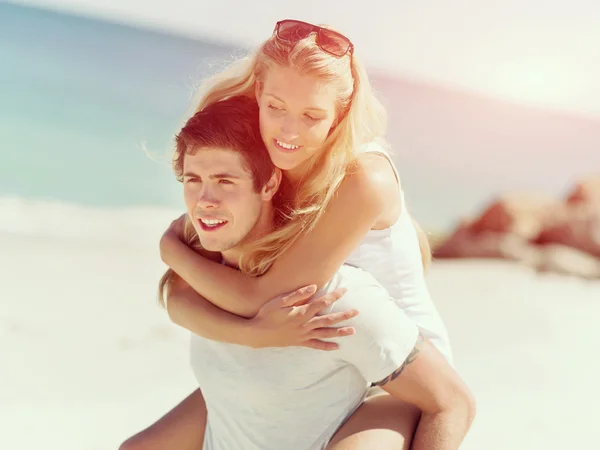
[183, 147, 251, 177]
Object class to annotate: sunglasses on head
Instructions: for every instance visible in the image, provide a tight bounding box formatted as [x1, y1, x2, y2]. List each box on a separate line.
[274, 19, 354, 58]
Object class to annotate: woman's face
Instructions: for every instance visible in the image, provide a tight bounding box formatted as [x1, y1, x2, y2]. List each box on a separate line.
[257, 65, 338, 178]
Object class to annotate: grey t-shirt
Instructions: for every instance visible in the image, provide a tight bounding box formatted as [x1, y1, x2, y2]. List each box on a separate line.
[190, 265, 420, 450]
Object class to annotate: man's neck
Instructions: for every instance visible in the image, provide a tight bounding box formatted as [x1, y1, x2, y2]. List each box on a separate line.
[221, 207, 274, 269]
[220, 248, 242, 269]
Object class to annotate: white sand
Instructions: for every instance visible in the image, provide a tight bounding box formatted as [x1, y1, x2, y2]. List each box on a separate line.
[2, 229, 599, 450]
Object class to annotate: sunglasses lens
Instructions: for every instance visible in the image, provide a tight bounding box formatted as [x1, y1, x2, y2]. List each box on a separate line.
[318, 29, 351, 56]
[277, 20, 314, 42]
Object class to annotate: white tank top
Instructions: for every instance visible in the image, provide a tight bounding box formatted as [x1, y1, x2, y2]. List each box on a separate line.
[346, 142, 453, 362]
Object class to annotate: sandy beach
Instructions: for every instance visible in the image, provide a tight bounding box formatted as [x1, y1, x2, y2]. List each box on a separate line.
[2, 219, 599, 450]
[3, 3, 599, 449]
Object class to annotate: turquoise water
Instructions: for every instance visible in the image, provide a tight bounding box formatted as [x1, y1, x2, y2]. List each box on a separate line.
[3, 4, 597, 233]
[0, 3, 240, 209]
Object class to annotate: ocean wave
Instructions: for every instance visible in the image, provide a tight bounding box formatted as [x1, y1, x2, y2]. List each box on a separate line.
[0, 195, 183, 246]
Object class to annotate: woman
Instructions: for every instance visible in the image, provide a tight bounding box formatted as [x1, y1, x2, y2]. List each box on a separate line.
[163, 18, 452, 359]
[126, 19, 458, 449]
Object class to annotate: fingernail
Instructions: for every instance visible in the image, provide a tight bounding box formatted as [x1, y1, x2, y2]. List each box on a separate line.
[306, 285, 316, 293]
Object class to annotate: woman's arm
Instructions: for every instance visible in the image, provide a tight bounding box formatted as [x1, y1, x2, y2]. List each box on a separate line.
[167, 276, 356, 350]
[165, 275, 252, 344]
[162, 153, 400, 318]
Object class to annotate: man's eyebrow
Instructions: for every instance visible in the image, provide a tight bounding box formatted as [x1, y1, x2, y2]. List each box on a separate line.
[265, 93, 326, 113]
[182, 171, 242, 179]
[209, 173, 242, 180]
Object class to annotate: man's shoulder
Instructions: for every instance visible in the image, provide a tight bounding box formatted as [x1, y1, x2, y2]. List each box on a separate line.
[320, 264, 381, 290]
[319, 265, 392, 313]
[324, 265, 420, 369]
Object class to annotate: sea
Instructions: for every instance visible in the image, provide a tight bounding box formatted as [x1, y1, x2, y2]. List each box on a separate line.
[2, 3, 599, 241]
[0, 3, 262, 241]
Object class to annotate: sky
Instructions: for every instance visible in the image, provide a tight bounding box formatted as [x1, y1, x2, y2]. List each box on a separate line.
[12, 0, 600, 118]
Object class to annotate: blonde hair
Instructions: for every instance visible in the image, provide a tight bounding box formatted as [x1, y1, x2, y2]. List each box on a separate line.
[187, 23, 431, 276]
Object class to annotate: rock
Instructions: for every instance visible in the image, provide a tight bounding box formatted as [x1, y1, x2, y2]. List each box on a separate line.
[566, 175, 600, 205]
[536, 244, 600, 279]
[434, 221, 540, 264]
[469, 193, 561, 240]
[534, 204, 600, 258]
[434, 179, 600, 279]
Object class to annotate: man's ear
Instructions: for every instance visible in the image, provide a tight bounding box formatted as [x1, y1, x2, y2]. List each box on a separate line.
[262, 168, 282, 201]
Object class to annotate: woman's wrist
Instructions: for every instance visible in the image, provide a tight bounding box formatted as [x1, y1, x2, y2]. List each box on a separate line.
[235, 318, 264, 348]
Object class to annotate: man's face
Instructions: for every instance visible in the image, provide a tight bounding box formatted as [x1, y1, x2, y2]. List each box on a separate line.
[182, 148, 266, 253]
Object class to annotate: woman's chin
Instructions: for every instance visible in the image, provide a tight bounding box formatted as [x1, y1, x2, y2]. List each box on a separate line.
[267, 144, 314, 175]
[269, 153, 301, 172]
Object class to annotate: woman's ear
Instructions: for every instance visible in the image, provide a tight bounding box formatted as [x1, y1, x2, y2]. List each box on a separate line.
[255, 81, 264, 103]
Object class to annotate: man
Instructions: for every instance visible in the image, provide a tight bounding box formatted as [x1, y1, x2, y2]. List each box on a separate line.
[120, 96, 475, 450]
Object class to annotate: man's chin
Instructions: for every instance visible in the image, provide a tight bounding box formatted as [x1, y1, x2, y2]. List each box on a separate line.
[197, 239, 224, 253]
[199, 238, 240, 255]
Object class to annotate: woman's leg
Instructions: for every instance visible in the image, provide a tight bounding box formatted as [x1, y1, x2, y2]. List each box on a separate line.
[327, 391, 420, 450]
[119, 388, 207, 450]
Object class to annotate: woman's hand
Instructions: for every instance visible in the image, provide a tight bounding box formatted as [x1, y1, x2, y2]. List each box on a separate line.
[249, 285, 358, 351]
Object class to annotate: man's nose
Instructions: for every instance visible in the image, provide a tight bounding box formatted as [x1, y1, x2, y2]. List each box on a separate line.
[197, 184, 219, 208]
